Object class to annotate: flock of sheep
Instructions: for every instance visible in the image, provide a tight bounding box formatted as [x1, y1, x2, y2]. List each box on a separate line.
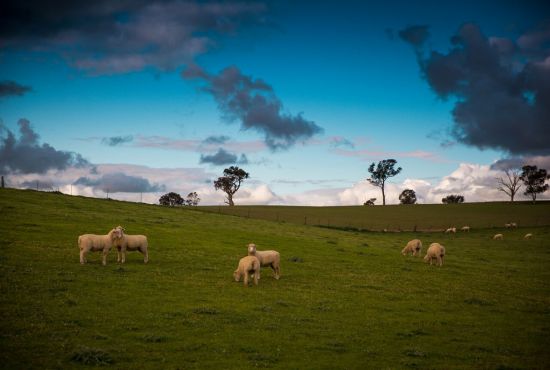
[78, 221, 533, 286]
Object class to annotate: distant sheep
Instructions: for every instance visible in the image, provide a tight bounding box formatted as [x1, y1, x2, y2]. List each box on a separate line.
[524, 233, 533, 240]
[510, 222, 517, 228]
[233, 256, 260, 286]
[424, 243, 445, 266]
[493, 234, 503, 240]
[78, 227, 123, 265]
[113, 226, 149, 264]
[248, 243, 281, 280]
[461, 226, 470, 232]
[445, 227, 457, 233]
[401, 239, 422, 257]
[505, 223, 511, 228]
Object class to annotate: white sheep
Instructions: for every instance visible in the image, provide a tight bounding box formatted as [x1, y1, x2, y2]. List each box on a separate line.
[493, 234, 503, 240]
[114, 226, 149, 264]
[445, 227, 457, 233]
[233, 256, 260, 286]
[510, 222, 518, 228]
[461, 226, 470, 232]
[78, 227, 123, 265]
[524, 233, 533, 240]
[401, 239, 422, 256]
[424, 243, 445, 266]
[505, 223, 511, 228]
[247, 243, 280, 280]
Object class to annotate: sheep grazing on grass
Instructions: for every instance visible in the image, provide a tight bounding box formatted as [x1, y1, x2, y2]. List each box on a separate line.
[247, 243, 281, 280]
[401, 239, 422, 257]
[78, 227, 124, 265]
[233, 256, 260, 287]
[461, 226, 470, 232]
[424, 243, 445, 266]
[524, 233, 533, 240]
[493, 234, 503, 240]
[445, 227, 457, 233]
[505, 223, 511, 229]
[510, 222, 517, 228]
[113, 226, 149, 264]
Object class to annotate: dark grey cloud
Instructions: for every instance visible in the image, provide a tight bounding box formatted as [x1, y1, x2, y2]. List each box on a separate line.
[202, 135, 231, 145]
[183, 65, 323, 150]
[199, 148, 248, 165]
[400, 22, 550, 155]
[0, 1, 267, 74]
[0, 119, 89, 174]
[74, 172, 165, 193]
[0, 80, 32, 98]
[491, 156, 550, 171]
[398, 25, 429, 47]
[101, 135, 133, 146]
[329, 136, 355, 149]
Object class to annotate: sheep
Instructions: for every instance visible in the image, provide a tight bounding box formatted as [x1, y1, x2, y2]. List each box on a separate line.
[445, 227, 457, 233]
[505, 223, 511, 229]
[247, 243, 280, 280]
[113, 226, 149, 264]
[401, 239, 422, 257]
[493, 234, 503, 240]
[510, 222, 518, 228]
[78, 227, 123, 265]
[524, 233, 533, 240]
[233, 256, 260, 286]
[461, 226, 470, 232]
[423, 243, 445, 266]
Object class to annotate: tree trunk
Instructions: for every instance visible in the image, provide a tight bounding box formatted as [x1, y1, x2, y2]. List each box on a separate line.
[510, 193, 514, 202]
[227, 193, 234, 206]
[381, 185, 386, 206]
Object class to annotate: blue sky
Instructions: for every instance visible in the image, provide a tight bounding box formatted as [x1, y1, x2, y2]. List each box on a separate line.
[1, 1, 549, 204]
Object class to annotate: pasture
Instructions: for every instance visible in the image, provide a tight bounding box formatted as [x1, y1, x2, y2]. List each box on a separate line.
[1, 188, 549, 369]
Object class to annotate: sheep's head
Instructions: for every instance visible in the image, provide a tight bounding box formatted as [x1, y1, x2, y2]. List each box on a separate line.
[233, 270, 240, 282]
[111, 226, 125, 240]
[247, 243, 257, 254]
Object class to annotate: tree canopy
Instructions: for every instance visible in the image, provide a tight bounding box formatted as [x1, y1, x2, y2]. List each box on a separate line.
[399, 189, 417, 204]
[159, 192, 184, 206]
[213, 166, 249, 206]
[367, 159, 402, 205]
[520, 165, 549, 203]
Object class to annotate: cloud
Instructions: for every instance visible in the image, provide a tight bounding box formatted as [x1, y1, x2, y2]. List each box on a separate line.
[400, 22, 550, 155]
[0, 80, 32, 98]
[0, 119, 89, 174]
[183, 65, 323, 150]
[328, 136, 355, 149]
[398, 25, 430, 47]
[199, 148, 248, 165]
[0, 1, 267, 74]
[490, 155, 550, 171]
[134, 135, 267, 153]
[74, 172, 165, 193]
[202, 135, 231, 145]
[332, 147, 447, 163]
[101, 135, 133, 146]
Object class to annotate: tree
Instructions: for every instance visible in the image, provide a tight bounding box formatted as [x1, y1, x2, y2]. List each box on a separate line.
[214, 166, 249, 206]
[399, 189, 417, 204]
[363, 198, 376, 206]
[367, 159, 402, 206]
[520, 165, 549, 203]
[442, 194, 464, 204]
[159, 192, 184, 206]
[496, 169, 522, 202]
[185, 192, 201, 206]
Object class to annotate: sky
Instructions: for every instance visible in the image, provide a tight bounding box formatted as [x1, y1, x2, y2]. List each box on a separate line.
[1, 0, 549, 205]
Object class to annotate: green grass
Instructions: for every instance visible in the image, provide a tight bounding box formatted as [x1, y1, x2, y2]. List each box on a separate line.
[1, 188, 549, 369]
[199, 202, 550, 231]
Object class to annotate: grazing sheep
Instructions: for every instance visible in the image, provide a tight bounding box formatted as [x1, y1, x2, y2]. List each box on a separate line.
[401, 239, 422, 256]
[524, 233, 533, 240]
[510, 222, 518, 228]
[247, 243, 281, 280]
[505, 223, 511, 229]
[113, 226, 149, 264]
[233, 256, 260, 286]
[461, 226, 470, 232]
[445, 227, 457, 233]
[493, 234, 503, 240]
[78, 227, 123, 265]
[424, 243, 445, 266]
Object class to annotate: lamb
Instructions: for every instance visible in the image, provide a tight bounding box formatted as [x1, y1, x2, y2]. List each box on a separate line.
[524, 233, 533, 240]
[247, 243, 281, 280]
[423, 243, 445, 266]
[78, 227, 124, 265]
[113, 226, 149, 264]
[461, 226, 470, 232]
[493, 234, 503, 240]
[233, 256, 260, 286]
[401, 239, 422, 256]
[445, 227, 457, 233]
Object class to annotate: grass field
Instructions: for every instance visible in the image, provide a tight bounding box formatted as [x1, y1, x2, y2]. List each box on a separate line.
[199, 202, 550, 231]
[1, 188, 550, 369]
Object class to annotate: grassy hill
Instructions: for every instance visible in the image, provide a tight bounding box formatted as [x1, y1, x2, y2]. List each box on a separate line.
[1, 188, 549, 369]
[200, 202, 550, 231]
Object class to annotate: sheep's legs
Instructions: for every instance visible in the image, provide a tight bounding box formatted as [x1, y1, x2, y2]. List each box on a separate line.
[102, 248, 109, 266]
[116, 247, 122, 263]
[243, 272, 249, 287]
[273, 263, 280, 280]
[253, 271, 259, 285]
[142, 248, 149, 264]
[80, 249, 87, 264]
